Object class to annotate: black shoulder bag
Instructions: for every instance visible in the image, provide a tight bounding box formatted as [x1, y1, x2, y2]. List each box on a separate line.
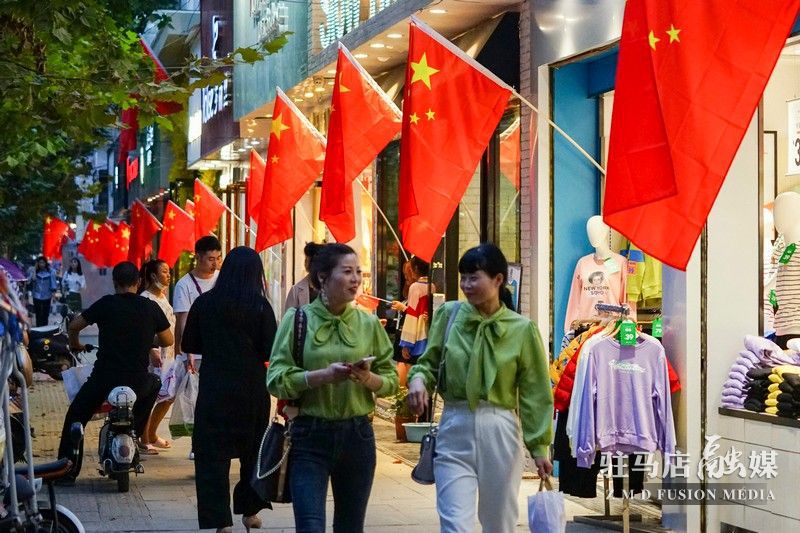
[411, 302, 461, 485]
[251, 308, 307, 504]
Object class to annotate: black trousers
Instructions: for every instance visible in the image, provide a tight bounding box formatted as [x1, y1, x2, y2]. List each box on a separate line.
[194, 453, 266, 529]
[58, 371, 160, 476]
[33, 298, 50, 327]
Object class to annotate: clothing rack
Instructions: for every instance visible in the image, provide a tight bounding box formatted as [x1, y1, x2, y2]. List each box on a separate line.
[595, 303, 631, 316]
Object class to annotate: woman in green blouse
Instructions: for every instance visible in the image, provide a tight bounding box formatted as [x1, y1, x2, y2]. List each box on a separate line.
[267, 243, 398, 533]
[407, 243, 553, 533]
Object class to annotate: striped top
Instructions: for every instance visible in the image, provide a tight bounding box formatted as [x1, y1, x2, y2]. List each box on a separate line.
[773, 240, 800, 335]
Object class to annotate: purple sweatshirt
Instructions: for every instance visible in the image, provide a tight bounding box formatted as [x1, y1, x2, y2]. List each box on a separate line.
[575, 336, 676, 468]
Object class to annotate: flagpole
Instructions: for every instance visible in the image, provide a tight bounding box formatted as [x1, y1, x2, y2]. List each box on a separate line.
[461, 202, 481, 236]
[219, 204, 282, 263]
[355, 179, 410, 262]
[514, 91, 607, 176]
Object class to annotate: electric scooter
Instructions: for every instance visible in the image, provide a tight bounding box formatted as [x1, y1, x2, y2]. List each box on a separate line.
[97, 386, 143, 493]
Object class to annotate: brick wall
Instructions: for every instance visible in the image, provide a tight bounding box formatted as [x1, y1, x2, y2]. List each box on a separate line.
[519, 1, 533, 317]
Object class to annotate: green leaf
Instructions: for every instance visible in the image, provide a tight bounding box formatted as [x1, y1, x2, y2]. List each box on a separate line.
[154, 116, 174, 132]
[234, 47, 262, 63]
[52, 27, 73, 45]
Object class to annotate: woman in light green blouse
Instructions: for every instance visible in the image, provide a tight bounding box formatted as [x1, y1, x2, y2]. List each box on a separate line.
[267, 243, 398, 533]
[407, 243, 553, 533]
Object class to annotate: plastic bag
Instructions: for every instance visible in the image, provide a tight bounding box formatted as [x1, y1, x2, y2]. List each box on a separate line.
[528, 477, 566, 533]
[61, 363, 94, 403]
[168, 369, 198, 438]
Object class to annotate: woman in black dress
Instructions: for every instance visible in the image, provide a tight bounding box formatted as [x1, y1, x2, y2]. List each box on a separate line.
[181, 247, 277, 533]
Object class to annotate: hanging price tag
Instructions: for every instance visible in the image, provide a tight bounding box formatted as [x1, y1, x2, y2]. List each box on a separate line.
[619, 321, 637, 346]
[769, 289, 778, 309]
[604, 257, 620, 274]
[780, 243, 796, 264]
[652, 317, 663, 338]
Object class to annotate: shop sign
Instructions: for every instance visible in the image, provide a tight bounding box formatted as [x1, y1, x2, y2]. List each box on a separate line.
[251, 0, 288, 44]
[318, 0, 400, 49]
[202, 15, 230, 125]
[787, 98, 800, 175]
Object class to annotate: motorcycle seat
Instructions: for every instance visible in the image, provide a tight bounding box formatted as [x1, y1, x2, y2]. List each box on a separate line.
[28, 325, 60, 339]
[15, 458, 73, 482]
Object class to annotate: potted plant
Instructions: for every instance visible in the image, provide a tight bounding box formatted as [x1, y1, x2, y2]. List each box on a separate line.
[387, 387, 416, 442]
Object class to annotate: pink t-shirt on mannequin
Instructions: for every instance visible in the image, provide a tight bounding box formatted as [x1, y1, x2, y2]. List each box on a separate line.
[564, 253, 627, 333]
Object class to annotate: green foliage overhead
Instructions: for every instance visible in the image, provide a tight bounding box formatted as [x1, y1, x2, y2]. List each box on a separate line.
[0, 0, 288, 258]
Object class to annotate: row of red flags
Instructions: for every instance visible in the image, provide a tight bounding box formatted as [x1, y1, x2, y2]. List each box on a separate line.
[43, 180, 226, 267]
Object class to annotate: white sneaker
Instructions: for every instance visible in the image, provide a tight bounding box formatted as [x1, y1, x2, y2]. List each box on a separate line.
[189, 451, 195, 460]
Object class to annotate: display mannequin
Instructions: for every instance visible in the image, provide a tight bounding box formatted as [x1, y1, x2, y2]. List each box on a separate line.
[764, 207, 776, 333]
[771, 192, 800, 347]
[564, 216, 628, 333]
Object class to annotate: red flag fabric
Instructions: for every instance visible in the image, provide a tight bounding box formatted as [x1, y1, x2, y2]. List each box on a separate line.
[184, 199, 195, 218]
[355, 293, 381, 311]
[98, 221, 118, 268]
[256, 89, 326, 252]
[128, 200, 162, 267]
[499, 118, 521, 191]
[118, 107, 139, 164]
[78, 221, 103, 267]
[320, 45, 402, 243]
[126, 156, 139, 189]
[109, 222, 131, 266]
[247, 149, 266, 225]
[43, 216, 69, 260]
[158, 201, 195, 267]
[140, 38, 182, 116]
[603, 0, 800, 270]
[194, 179, 227, 238]
[398, 18, 512, 262]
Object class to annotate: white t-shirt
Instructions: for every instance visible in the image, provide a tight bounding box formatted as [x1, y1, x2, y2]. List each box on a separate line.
[173, 270, 218, 313]
[173, 270, 218, 359]
[141, 290, 176, 361]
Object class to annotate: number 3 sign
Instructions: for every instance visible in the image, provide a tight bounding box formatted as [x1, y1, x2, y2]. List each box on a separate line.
[787, 98, 800, 175]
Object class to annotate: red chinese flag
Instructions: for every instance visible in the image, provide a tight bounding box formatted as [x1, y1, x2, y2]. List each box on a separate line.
[109, 222, 131, 266]
[140, 38, 182, 115]
[355, 293, 381, 311]
[398, 18, 512, 262]
[98, 221, 118, 268]
[43, 216, 70, 260]
[118, 107, 139, 164]
[499, 118, 521, 191]
[128, 200, 162, 267]
[158, 201, 195, 267]
[321, 45, 402, 243]
[184, 199, 195, 218]
[256, 89, 326, 252]
[194, 179, 227, 238]
[247, 149, 266, 225]
[126, 155, 139, 189]
[78, 220, 104, 267]
[603, 0, 800, 270]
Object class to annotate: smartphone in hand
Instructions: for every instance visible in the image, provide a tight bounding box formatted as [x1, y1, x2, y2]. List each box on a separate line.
[353, 356, 376, 368]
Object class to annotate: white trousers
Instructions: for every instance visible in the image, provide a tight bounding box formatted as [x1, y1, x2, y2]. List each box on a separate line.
[434, 401, 523, 533]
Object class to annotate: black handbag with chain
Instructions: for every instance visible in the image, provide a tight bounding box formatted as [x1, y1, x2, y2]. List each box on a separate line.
[411, 302, 461, 485]
[251, 307, 307, 503]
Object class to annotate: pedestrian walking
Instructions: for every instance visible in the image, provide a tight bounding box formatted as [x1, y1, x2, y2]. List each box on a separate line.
[29, 256, 57, 326]
[62, 258, 86, 313]
[267, 243, 399, 533]
[138, 259, 176, 453]
[407, 243, 554, 533]
[284, 241, 324, 310]
[173, 235, 221, 460]
[391, 256, 434, 387]
[181, 247, 277, 533]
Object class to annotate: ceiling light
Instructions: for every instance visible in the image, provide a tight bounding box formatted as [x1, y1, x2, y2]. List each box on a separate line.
[314, 86, 325, 93]
[327, 69, 336, 75]
[377, 56, 389, 62]
[237, 147, 247, 153]
[370, 42, 385, 49]
[354, 53, 368, 59]
[294, 98, 304, 103]
[385, 44, 394, 49]
[387, 33, 402, 39]
[251, 140, 260, 146]
[304, 91, 314, 98]
[430, 8, 447, 14]
[327, 80, 334, 85]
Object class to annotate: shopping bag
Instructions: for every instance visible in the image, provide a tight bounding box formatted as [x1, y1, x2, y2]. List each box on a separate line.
[61, 364, 94, 403]
[528, 477, 566, 533]
[168, 369, 198, 438]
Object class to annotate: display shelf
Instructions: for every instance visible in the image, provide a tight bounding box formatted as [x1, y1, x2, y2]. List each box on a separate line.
[718, 406, 800, 429]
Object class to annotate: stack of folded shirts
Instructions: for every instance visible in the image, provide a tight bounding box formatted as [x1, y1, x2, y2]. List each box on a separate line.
[764, 366, 800, 417]
[743, 368, 772, 413]
[744, 335, 800, 366]
[722, 350, 762, 409]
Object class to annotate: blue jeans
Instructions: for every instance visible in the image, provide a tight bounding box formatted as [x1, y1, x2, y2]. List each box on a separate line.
[289, 415, 376, 533]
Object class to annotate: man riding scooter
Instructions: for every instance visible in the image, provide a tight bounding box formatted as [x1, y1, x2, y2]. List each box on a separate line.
[58, 261, 173, 482]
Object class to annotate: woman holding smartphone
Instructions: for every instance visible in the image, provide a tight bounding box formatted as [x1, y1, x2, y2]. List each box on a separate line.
[267, 243, 398, 533]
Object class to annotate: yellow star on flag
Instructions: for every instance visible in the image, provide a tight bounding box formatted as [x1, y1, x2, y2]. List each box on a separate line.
[271, 155, 280, 164]
[666, 24, 681, 43]
[409, 112, 420, 125]
[648, 30, 660, 50]
[194, 194, 201, 202]
[45, 216, 52, 224]
[270, 114, 290, 140]
[121, 228, 130, 239]
[410, 53, 440, 90]
[167, 211, 176, 220]
[92, 222, 102, 231]
[425, 109, 435, 121]
[338, 72, 350, 93]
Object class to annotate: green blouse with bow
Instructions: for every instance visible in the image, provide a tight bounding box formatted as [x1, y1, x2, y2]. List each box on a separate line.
[408, 301, 553, 458]
[267, 299, 398, 420]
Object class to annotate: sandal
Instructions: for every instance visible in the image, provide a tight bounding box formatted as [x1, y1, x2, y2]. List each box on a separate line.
[151, 437, 172, 449]
[136, 441, 160, 455]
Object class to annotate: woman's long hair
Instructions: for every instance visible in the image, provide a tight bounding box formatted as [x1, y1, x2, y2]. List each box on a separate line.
[35, 256, 49, 272]
[137, 259, 168, 295]
[458, 243, 515, 311]
[68, 258, 83, 276]
[206, 246, 267, 327]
